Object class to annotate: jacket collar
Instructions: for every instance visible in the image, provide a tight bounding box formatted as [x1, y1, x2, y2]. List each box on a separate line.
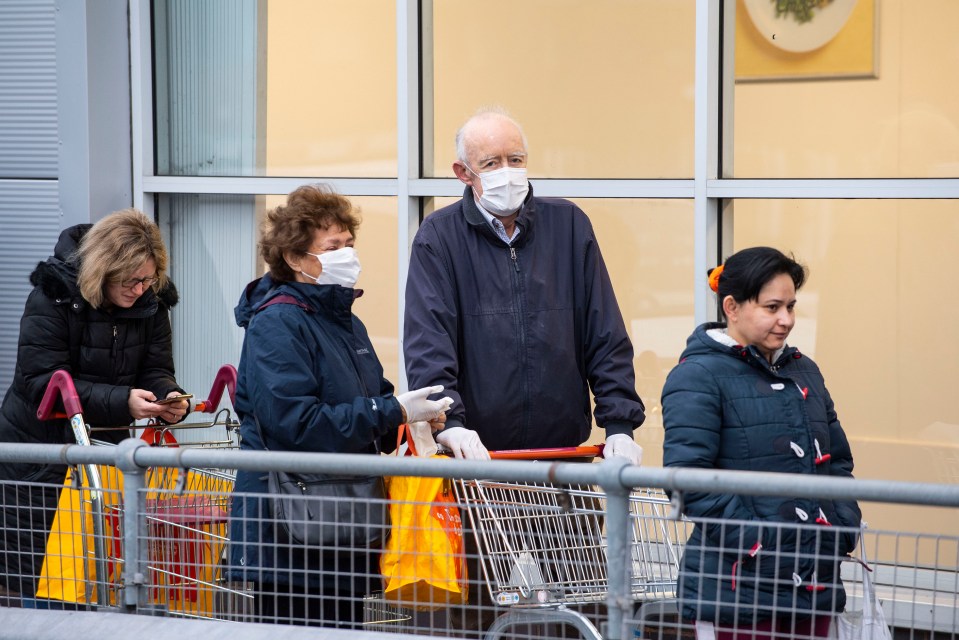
[693, 322, 796, 370]
[235, 273, 361, 328]
[461, 183, 536, 248]
[29, 223, 177, 318]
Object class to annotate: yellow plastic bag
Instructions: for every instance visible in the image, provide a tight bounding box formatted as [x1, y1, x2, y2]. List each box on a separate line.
[380, 464, 468, 611]
[36, 464, 124, 604]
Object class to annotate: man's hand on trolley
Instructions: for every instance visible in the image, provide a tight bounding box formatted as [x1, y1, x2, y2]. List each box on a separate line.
[604, 433, 643, 465]
[435, 426, 490, 460]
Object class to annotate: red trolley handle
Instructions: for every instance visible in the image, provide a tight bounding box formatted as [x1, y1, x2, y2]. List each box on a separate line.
[193, 364, 238, 413]
[488, 445, 605, 461]
[37, 369, 83, 420]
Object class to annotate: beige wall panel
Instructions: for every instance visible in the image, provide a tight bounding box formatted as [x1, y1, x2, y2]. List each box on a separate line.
[734, 0, 959, 178]
[431, 0, 695, 178]
[265, 0, 396, 177]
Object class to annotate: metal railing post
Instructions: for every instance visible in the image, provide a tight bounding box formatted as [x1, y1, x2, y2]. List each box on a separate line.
[598, 457, 631, 640]
[114, 438, 150, 612]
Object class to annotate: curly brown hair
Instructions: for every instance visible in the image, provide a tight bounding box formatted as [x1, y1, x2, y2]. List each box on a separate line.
[76, 208, 169, 308]
[260, 184, 361, 282]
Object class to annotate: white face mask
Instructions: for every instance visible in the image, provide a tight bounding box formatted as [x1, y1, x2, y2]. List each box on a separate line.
[304, 247, 361, 288]
[466, 165, 529, 217]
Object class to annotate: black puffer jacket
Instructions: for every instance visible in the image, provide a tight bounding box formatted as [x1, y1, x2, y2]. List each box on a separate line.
[0, 224, 181, 599]
[662, 322, 861, 625]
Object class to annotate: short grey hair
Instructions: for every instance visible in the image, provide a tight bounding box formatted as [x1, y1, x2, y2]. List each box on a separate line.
[455, 105, 529, 167]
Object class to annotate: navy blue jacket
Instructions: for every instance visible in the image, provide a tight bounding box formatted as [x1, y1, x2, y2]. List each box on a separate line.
[662, 323, 861, 624]
[227, 275, 404, 586]
[404, 185, 645, 451]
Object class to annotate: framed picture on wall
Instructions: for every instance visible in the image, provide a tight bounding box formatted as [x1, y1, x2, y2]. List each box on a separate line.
[735, 0, 878, 82]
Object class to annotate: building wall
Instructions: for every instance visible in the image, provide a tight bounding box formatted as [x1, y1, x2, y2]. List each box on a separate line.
[0, 0, 60, 397]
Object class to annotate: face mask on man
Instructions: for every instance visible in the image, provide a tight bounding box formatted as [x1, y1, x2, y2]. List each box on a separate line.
[304, 247, 361, 288]
[464, 164, 529, 217]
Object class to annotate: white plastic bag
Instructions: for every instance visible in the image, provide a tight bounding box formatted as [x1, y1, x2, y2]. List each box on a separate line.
[835, 525, 893, 640]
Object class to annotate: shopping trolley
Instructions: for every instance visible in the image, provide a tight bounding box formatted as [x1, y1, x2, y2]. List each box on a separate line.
[454, 445, 691, 640]
[34, 365, 240, 616]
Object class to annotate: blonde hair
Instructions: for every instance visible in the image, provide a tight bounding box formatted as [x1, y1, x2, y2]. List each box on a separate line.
[75, 208, 169, 308]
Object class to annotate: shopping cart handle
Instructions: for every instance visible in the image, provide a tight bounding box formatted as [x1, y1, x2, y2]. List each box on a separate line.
[37, 369, 84, 420]
[489, 445, 605, 460]
[193, 364, 238, 413]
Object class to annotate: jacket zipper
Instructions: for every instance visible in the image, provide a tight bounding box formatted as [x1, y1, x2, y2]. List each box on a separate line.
[508, 246, 531, 446]
[111, 324, 118, 358]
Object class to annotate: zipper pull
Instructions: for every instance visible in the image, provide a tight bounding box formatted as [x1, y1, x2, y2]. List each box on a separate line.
[111, 324, 118, 357]
[509, 247, 519, 272]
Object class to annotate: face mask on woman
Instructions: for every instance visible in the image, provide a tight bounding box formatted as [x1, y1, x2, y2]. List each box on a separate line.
[466, 165, 529, 217]
[304, 247, 361, 288]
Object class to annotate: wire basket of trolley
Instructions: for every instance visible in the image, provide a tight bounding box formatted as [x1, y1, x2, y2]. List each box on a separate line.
[32, 364, 240, 617]
[452, 445, 692, 640]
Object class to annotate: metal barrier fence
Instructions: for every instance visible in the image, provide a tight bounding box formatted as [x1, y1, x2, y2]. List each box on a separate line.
[1, 439, 958, 640]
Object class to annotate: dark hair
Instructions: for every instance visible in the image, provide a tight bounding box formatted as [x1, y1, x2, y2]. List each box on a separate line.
[259, 184, 361, 282]
[715, 246, 807, 304]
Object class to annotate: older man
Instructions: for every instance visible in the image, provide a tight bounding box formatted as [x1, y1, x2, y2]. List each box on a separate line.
[404, 106, 645, 463]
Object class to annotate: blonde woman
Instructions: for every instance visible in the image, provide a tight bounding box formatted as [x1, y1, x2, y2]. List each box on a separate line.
[0, 208, 188, 606]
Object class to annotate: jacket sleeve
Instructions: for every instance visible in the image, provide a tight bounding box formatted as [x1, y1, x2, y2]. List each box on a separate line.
[579, 221, 645, 435]
[16, 290, 131, 427]
[243, 306, 404, 453]
[822, 382, 861, 552]
[662, 359, 778, 553]
[403, 222, 467, 430]
[135, 304, 184, 403]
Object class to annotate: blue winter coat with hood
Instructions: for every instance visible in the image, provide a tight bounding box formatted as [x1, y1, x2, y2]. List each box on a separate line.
[226, 274, 404, 589]
[662, 322, 861, 625]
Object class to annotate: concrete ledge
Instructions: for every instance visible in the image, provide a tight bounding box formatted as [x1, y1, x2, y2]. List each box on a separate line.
[0, 607, 466, 640]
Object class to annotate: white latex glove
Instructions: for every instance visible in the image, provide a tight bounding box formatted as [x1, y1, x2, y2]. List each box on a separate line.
[435, 427, 491, 460]
[604, 433, 643, 465]
[408, 421, 439, 457]
[396, 385, 454, 423]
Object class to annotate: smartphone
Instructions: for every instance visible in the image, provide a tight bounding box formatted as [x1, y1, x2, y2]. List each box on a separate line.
[154, 393, 193, 405]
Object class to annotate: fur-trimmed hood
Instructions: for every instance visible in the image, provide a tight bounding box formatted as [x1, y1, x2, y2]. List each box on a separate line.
[28, 224, 179, 313]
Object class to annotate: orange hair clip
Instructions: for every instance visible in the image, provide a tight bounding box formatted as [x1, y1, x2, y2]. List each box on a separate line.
[708, 264, 724, 293]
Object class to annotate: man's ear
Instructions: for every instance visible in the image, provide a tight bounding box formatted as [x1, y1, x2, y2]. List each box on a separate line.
[453, 161, 474, 186]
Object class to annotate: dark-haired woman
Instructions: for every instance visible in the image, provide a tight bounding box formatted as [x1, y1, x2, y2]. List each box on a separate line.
[227, 184, 451, 629]
[0, 209, 188, 606]
[662, 246, 861, 639]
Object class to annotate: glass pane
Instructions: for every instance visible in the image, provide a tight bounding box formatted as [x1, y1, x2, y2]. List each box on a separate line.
[422, 197, 695, 466]
[154, 0, 397, 177]
[734, 0, 959, 178]
[732, 199, 959, 534]
[429, 0, 695, 179]
[161, 194, 259, 442]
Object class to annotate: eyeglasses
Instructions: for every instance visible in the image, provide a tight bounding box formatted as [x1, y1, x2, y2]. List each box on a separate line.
[119, 275, 158, 289]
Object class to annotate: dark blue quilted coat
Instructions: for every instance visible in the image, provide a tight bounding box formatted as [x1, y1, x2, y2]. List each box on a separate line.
[662, 322, 861, 624]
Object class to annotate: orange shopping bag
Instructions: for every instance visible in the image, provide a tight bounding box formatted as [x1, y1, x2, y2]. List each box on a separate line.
[380, 425, 468, 610]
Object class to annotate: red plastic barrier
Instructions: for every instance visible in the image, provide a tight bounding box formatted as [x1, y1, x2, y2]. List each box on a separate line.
[36, 369, 84, 420]
[489, 445, 605, 461]
[193, 364, 237, 413]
